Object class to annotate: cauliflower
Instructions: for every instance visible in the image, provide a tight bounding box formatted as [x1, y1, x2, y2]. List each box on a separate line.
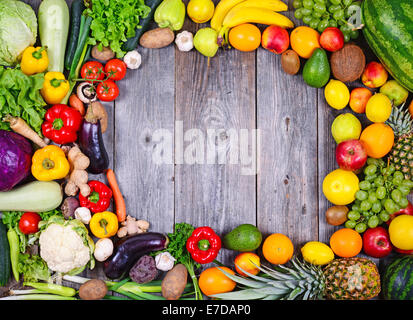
[39, 216, 95, 274]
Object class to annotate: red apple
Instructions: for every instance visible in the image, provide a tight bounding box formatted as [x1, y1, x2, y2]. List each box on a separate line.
[335, 139, 367, 171]
[362, 227, 393, 258]
[362, 61, 388, 88]
[319, 27, 344, 52]
[261, 25, 290, 54]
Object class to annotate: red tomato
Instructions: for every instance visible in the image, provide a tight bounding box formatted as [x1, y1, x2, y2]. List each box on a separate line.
[19, 212, 41, 235]
[104, 59, 127, 81]
[81, 61, 105, 83]
[96, 80, 119, 101]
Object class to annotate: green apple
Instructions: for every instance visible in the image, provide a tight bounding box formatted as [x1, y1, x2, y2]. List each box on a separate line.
[193, 27, 219, 58]
[379, 80, 409, 106]
[331, 113, 362, 144]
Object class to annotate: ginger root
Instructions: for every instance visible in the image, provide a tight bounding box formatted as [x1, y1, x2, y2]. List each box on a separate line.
[64, 145, 91, 197]
[117, 215, 150, 238]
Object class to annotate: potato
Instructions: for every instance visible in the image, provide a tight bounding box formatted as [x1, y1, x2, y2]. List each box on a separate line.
[78, 279, 108, 300]
[139, 28, 175, 49]
[161, 264, 188, 300]
[91, 45, 115, 62]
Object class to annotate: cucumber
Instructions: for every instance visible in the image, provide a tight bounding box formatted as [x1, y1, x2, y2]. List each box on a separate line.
[38, 0, 70, 73]
[122, 0, 163, 52]
[69, 15, 92, 80]
[64, 0, 86, 71]
[0, 181, 63, 213]
[0, 222, 10, 286]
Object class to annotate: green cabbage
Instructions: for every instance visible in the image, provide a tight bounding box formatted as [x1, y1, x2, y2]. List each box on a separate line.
[0, 0, 37, 66]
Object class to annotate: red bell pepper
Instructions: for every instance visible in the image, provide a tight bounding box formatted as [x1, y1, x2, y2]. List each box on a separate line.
[186, 226, 221, 264]
[79, 180, 112, 213]
[41, 104, 82, 145]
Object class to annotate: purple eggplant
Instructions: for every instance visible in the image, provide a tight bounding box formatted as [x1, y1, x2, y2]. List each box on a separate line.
[78, 113, 109, 174]
[103, 232, 169, 279]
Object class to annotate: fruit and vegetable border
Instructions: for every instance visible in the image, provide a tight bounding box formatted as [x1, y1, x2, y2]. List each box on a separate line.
[0, 0, 412, 301]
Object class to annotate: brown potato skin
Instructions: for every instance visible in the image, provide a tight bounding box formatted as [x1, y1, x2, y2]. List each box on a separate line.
[161, 264, 188, 300]
[139, 28, 175, 49]
[79, 279, 108, 300]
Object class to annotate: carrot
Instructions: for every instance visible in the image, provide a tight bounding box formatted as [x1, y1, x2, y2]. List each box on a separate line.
[106, 168, 126, 222]
[69, 94, 85, 116]
[3, 115, 47, 148]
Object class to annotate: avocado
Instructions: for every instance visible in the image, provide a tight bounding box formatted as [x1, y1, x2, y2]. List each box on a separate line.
[302, 48, 331, 88]
[223, 224, 262, 251]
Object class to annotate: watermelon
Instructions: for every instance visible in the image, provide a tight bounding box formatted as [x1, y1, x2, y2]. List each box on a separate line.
[362, 0, 413, 92]
[382, 255, 413, 300]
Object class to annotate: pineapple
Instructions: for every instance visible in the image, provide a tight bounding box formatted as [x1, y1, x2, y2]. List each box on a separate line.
[212, 257, 381, 300]
[386, 104, 413, 180]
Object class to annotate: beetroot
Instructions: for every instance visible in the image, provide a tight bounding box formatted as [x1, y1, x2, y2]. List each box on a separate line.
[129, 255, 158, 284]
[0, 130, 32, 191]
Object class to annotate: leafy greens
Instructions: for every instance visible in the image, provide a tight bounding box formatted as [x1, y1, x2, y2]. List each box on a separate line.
[0, 67, 47, 135]
[84, 0, 151, 58]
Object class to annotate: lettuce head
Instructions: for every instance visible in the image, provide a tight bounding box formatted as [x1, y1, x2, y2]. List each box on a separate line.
[0, 0, 37, 66]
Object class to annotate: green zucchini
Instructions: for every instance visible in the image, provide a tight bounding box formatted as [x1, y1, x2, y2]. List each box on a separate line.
[122, 0, 163, 52]
[64, 0, 86, 71]
[0, 222, 10, 286]
[38, 0, 70, 73]
[0, 181, 63, 213]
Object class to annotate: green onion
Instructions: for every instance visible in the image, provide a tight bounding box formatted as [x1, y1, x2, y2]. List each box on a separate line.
[24, 281, 77, 297]
[0, 294, 77, 300]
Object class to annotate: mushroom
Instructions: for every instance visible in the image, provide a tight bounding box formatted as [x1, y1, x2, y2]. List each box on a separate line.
[94, 238, 114, 262]
[77, 82, 97, 104]
[74, 207, 92, 225]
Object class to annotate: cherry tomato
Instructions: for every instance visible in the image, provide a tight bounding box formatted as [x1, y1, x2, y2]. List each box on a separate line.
[96, 80, 119, 102]
[104, 59, 127, 81]
[80, 61, 105, 83]
[19, 212, 41, 235]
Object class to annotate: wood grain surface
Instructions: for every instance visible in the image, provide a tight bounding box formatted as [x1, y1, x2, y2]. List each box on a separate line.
[6, 0, 399, 299]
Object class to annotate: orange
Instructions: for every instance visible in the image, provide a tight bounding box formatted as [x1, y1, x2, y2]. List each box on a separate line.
[199, 266, 236, 296]
[229, 23, 261, 52]
[290, 26, 320, 59]
[262, 233, 294, 264]
[359, 123, 394, 159]
[234, 252, 261, 277]
[329, 228, 362, 258]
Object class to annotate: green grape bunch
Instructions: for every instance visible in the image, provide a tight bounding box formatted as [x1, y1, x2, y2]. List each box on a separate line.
[345, 158, 413, 233]
[292, 0, 361, 41]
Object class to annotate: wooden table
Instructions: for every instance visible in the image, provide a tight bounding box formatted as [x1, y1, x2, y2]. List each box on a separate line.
[16, 0, 394, 291]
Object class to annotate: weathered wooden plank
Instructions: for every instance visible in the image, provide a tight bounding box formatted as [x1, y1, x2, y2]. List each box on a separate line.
[256, 1, 319, 250]
[114, 46, 175, 234]
[174, 18, 257, 263]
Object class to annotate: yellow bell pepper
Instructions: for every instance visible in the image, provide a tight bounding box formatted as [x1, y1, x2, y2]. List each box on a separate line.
[20, 46, 49, 76]
[41, 72, 70, 105]
[89, 211, 119, 239]
[31, 145, 70, 181]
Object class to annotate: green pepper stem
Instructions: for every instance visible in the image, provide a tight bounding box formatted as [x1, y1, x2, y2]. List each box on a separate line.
[50, 78, 65, 88]
[52, 118, 64, 130]
[32, 46, 47, 60]
[42, 158, 55, 170]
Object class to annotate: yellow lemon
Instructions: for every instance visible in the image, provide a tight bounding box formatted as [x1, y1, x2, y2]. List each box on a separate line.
[301, 241, 335, 265]
[389, 215, 413, 250]
[365, 93, 392, 123]
[324, 79, 350, 110]
[187, 0, 215, 24]
[323, 169, 359, 205]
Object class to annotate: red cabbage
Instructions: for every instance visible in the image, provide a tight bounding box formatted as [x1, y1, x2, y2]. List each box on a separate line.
[0, 130, 32, 191]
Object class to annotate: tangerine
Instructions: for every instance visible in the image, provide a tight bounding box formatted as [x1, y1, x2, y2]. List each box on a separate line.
[262, 233, 294, 264]
[234, 252, 261, 276]
[329, 228, 362, 258]
[290, 26, 320, 59]
[199, 266, 236, 296]
[359, 123, 394, 159]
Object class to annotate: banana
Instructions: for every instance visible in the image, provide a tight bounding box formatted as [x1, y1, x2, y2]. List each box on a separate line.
[210, 0, 246, 31]
[231, 0, 288, 12]
[221, 7, 294, 30]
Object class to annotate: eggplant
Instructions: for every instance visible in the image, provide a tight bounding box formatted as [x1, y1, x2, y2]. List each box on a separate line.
[78, 108, 109, 174]
[103, 232, 169, 279]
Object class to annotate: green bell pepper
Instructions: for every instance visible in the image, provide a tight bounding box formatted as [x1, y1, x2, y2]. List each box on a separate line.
[154, 0, 186, 31]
